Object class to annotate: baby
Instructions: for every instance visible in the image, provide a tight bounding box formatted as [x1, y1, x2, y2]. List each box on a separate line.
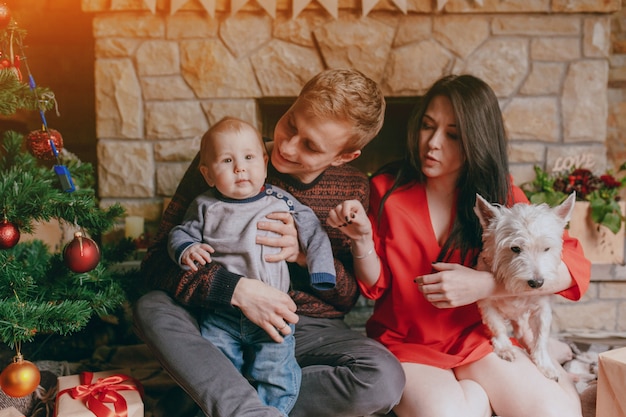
[168, 116, 335, 416]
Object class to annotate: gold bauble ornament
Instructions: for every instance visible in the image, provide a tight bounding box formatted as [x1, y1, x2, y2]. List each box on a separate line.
[0, 354, 41, 397]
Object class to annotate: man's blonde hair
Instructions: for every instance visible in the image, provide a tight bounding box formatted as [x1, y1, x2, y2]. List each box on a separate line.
[199, 116, 265, 167]
[297, 68, 385, 152]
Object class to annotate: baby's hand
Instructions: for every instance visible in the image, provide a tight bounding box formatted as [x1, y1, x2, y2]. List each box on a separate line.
[327, 200, 372, 240]
[181, 243, 215, 271]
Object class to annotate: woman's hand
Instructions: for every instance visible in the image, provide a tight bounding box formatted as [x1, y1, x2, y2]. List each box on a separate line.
[328, 200, 380, 288]
[231, 278, 299, 343]
[327, 200, 372, 241]
[256, 211, 303, 264]
[415, 262, 495, 308]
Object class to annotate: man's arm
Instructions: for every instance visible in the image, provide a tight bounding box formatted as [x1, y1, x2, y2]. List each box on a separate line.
[281, 165, 369, 316]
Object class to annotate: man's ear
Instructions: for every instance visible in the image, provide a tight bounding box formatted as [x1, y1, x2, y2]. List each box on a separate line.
[199, 165, 215, 187]
[331, 149, 361, 167]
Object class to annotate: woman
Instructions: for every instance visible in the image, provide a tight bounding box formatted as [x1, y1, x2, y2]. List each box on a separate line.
[328, 74, 590, 417]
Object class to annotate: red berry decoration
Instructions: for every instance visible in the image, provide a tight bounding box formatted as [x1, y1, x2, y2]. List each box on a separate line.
[0, 4, 11, 30]
[0, 219, 20, 250]
[0, 354, 40, 398]
[26, 129, 64, 160]
[63, 232, 100, 273]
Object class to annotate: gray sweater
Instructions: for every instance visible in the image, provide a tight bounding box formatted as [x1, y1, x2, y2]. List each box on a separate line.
[168, 184, 336, 293]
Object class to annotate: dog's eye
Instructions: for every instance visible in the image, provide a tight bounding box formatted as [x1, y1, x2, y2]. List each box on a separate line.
[511, 246, 521, 254]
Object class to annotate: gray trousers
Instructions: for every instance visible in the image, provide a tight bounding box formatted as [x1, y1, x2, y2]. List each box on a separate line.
[133, 290, 405, 417]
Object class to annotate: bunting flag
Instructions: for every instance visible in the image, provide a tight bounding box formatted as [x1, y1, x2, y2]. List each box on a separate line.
[199, 0, 217, 17]
[292, 0, 313, 18]
[317, 0, 338, 18]
[144, 0, 157, 13]
[361, 0, 378, 16]
[390, 0, 406, 13]
[436, 0, 483, 11]
[293, 0, 337, 19]
[170, 0, 190, 14]
[231, 0, 248, 15]
[256, 0, 277, 18]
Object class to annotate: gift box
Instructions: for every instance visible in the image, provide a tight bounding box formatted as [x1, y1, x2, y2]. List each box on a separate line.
[0, 407, 25, 417]
[596, 347, 626, 417]
[55, 369, 143, 417]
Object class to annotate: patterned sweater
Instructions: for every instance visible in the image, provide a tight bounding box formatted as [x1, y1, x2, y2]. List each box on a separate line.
[140, 153, 369, 318]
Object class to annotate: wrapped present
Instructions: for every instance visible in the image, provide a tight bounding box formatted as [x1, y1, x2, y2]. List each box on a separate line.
[55, 370, 143, 417]
[597, 347, 626, 417]
[0, 407, 25, 417]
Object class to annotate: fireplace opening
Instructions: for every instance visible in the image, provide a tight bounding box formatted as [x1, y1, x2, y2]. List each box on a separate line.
[258, 97, 420, 176]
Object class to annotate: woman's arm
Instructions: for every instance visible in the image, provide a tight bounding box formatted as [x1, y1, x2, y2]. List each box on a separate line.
[327, 199, 381, 288]
[417, 226, 590, 309]
[416, 260, 576, 309]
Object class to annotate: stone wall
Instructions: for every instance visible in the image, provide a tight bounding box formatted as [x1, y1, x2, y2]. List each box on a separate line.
[83, 0, 626, 336]
[552, 2, 626, 339]
[609, 4, 626, 179]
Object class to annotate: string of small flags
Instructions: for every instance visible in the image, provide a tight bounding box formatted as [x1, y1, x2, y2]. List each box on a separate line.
[142, 0, 487, 19]
[142, 0, 412, 18]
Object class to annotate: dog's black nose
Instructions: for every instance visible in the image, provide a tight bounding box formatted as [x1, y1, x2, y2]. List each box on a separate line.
[527, 279, 544, 288]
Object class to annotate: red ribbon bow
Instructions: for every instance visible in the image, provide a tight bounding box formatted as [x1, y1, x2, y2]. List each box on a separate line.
[58, 372, 143, 417]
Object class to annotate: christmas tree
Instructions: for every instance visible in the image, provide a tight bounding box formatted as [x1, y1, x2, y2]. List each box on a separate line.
[0, 4, 132, 397]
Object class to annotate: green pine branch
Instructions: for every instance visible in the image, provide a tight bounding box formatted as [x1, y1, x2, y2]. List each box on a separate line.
[0, 69, 54, 116]
[0, 129, 131, 348]
[1, 131, 124, 236]
[0, 23, 134, 349]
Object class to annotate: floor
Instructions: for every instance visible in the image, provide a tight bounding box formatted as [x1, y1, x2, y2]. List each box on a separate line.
[1, 312, 619, 417]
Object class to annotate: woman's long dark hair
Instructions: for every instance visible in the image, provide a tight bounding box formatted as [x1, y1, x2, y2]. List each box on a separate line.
[375, 74, 512, 264]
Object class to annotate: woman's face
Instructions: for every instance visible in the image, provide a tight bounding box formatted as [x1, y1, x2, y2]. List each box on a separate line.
[418, 95, 465, 184]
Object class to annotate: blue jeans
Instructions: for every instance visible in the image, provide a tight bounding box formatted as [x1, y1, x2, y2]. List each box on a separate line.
[200, 309, 300, 417]
[134, 290, 405, 417]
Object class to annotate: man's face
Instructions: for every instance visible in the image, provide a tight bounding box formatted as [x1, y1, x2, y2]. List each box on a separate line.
[271, 99, 361, 184]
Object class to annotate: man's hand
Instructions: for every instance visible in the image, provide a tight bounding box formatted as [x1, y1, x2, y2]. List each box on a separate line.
[257, 211, 302, 264]
[181, 243, 215, 271]
[231, 278, 299, 343]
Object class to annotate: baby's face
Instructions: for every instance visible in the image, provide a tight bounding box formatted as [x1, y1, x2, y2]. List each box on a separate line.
[201, 129, 268, 200]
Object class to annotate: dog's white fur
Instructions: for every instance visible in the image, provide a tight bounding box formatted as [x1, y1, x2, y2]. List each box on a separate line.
[474, 192, 576, 380]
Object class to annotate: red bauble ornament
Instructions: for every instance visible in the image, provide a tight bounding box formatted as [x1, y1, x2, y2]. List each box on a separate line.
[26, 129, 64, 160]
[0, 219, 20, 250]
[0, 355, 40, 398]
[63, 232, 100, 273]
[0, 4, 11, 30]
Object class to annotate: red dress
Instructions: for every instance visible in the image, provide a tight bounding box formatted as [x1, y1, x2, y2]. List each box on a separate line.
[360, 174, 591, 369]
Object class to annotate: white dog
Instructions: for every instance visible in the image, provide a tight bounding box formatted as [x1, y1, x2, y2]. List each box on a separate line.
[473, 192, 576, 380]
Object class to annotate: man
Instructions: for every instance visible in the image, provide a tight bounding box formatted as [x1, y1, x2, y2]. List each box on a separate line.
[134, 68, 405, 417]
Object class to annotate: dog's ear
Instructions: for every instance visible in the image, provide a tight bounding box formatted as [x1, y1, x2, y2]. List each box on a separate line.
[554, 191, 576, 223]
[473, 193, 498, 227]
